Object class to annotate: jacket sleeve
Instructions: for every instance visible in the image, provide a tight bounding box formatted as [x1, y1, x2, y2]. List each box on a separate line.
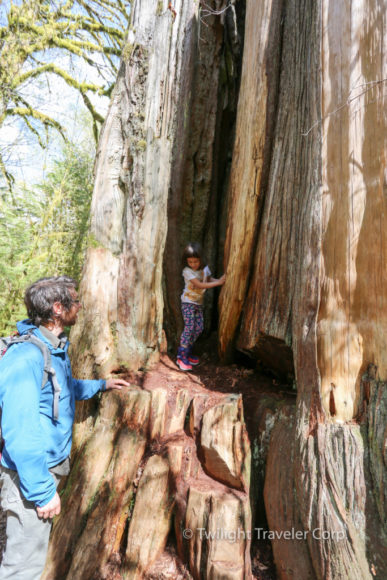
[0, 345, 57, 507]
[72, 378, 106, 400]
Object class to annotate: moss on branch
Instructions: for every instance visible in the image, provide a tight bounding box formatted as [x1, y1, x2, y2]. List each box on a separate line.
[0, 0, 130, 173]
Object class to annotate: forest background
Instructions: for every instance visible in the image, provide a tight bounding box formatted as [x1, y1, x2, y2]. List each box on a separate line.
[0, 0, 130, 334]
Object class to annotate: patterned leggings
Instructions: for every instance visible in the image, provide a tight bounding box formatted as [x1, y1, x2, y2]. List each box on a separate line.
[180, 303, 204, 349]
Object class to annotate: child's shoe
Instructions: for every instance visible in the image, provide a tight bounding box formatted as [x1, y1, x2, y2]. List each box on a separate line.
[177, 347, 192, 372]
[176, 358, 192, 371]
[186, 347, 199, 365]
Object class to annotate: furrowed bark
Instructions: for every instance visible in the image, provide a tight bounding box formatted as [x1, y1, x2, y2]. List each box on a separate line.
[219, 0, 387, 577]
[218, 0, 283, 362]
[70, 0, 200, 376]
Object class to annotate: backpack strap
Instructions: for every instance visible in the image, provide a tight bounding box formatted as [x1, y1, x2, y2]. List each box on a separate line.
[6, 333, 61, 421]
[26, 335, 61, 422]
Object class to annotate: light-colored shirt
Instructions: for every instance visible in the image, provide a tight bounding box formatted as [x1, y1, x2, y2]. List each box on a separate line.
[181, 266, 211, 305]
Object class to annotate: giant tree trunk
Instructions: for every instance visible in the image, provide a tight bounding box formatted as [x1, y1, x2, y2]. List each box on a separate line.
[43, 0, 386, 578]
[70, 0, 202, 376]
[220, 0, 387, 578]
[44, 1, 252, 578]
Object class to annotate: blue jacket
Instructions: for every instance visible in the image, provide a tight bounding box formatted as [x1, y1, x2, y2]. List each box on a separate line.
[0, 320, 106, 506]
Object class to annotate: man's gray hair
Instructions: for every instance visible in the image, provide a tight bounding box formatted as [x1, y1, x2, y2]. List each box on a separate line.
[24, 276, 78, 326]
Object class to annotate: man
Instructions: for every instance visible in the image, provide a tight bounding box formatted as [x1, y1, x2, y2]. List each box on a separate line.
[0, 276, 129, 579]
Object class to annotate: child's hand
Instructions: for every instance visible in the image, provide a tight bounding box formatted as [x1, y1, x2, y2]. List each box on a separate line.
[218, 274, 226, 285]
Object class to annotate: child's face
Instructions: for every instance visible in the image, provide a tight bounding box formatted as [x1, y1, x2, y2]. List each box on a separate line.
[187, 257, 201, 271]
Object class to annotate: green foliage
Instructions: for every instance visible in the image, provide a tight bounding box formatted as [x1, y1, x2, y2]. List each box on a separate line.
[0, 0, 130, 184]
[0, 136, 94, 335]
[37, 144, 94, 277]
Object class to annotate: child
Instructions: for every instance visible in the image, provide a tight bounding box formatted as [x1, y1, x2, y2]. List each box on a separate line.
[177, 242, 226, 371]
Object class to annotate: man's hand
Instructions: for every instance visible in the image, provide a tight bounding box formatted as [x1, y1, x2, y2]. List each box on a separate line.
[36, 491, 61, 520]
[105, 378, 131, 391]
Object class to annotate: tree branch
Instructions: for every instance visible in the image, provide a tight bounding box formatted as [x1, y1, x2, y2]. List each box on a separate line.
[5, 107, 67, 140]
[13, 64, 103, 94]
